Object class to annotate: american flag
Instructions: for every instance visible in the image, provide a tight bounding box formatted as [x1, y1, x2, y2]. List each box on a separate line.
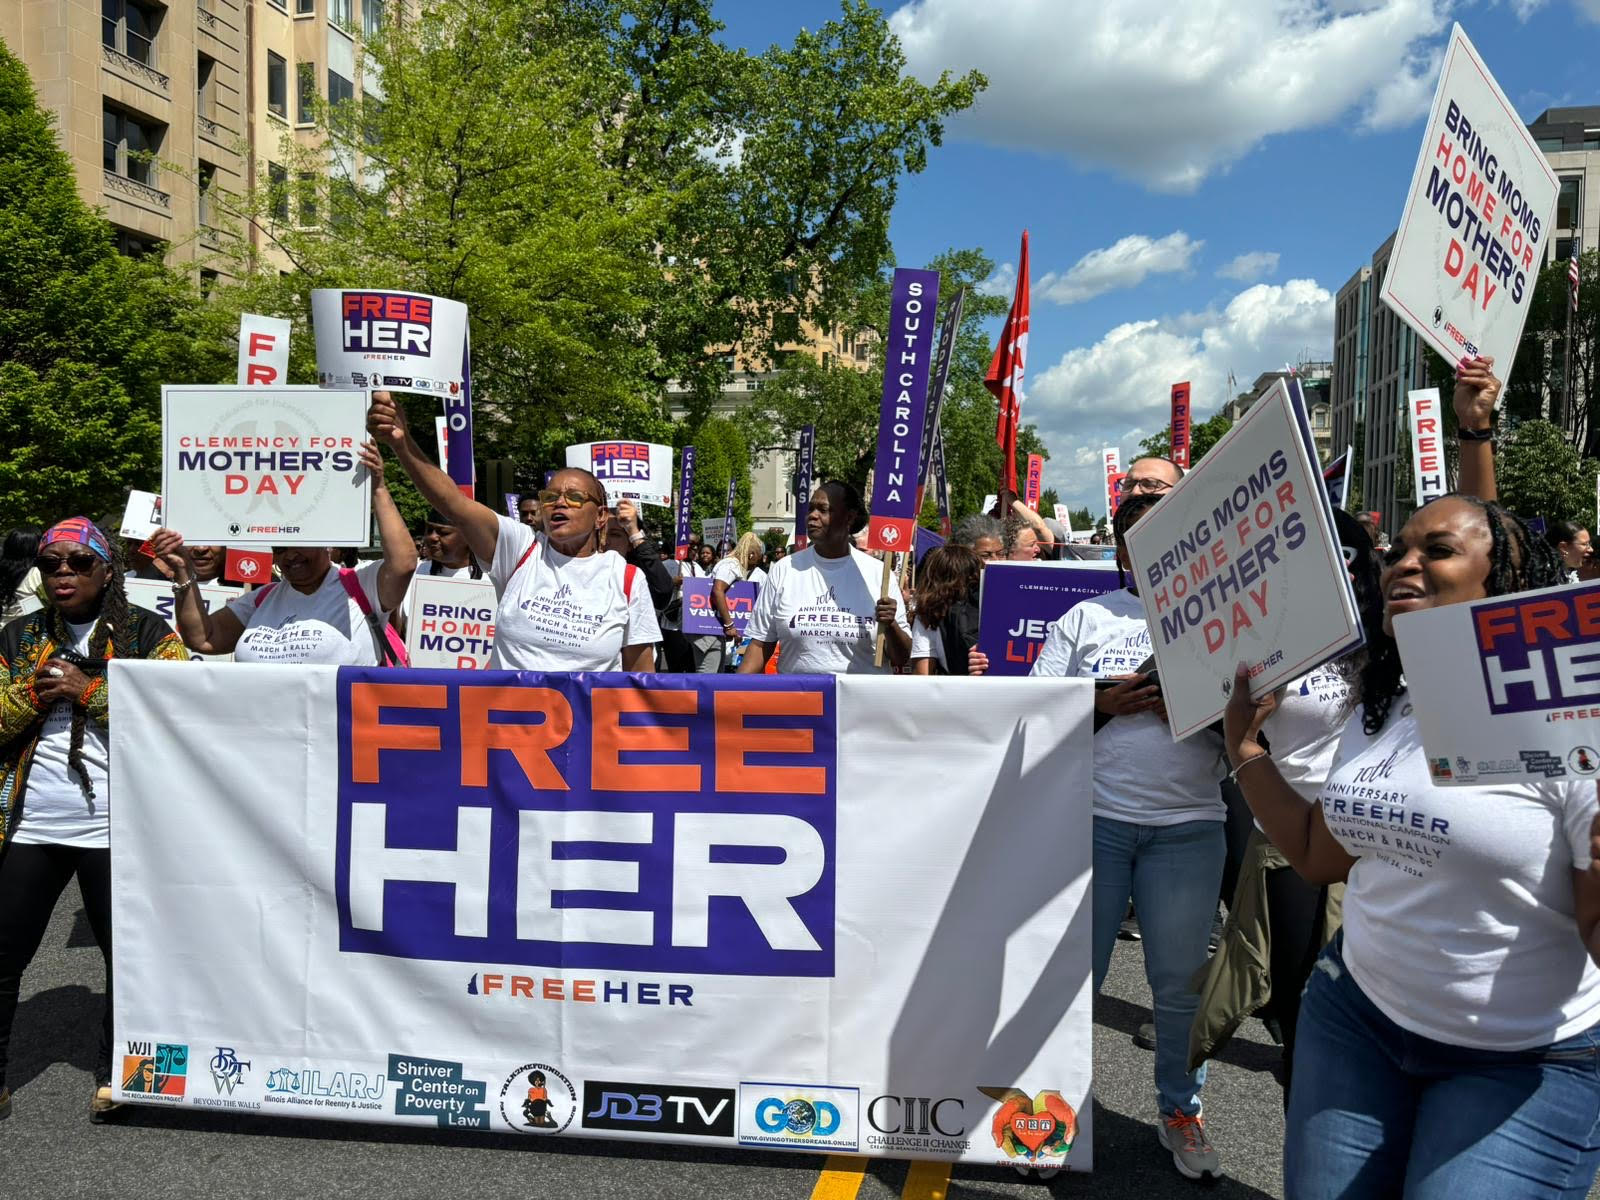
[1572, 255, 1582, 313]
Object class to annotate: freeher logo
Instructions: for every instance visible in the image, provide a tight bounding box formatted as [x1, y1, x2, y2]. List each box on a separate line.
[341, 292, 434, 356]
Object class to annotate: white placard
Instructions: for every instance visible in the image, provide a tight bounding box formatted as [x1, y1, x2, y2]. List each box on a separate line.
[1407, 388, 1448, 504]
[161, 385, 372, 547]
[1395, 577, 1600, 786]
[312, 289, 468, 397]
[1101, 448, 1120, 521]
[1124, 380, 1364, 739]
[120, 490, 163, 540]
[565, 441, 675, 508]
[238, 313, 292, 387]
[1377, 23, 1559, 379]
[110, 667, 1095, 1170]
[404, 575, 496, 669]
[123, 577, 241, 662]
[435, 415, 449, 473]
[1053, 503, 1072, 534]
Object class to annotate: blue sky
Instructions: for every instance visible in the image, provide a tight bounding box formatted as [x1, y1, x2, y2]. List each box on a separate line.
[715, 0, 1600, 511]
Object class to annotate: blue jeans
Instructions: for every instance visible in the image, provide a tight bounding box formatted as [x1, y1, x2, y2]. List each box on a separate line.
[1092, 815, 1225, 1118]
[1286, 931, 1600, 1198]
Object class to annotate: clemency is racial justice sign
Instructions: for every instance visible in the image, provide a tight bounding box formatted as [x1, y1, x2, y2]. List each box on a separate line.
[1124, 379, 1364, 739]
[1396, 578, 1600, 787]
[1377, 24, 1558, 379]
[161, 385, 372, 547]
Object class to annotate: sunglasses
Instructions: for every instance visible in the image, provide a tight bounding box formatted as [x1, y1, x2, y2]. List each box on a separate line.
[36, 552, 103, 575]
[537, 488, 600, 509]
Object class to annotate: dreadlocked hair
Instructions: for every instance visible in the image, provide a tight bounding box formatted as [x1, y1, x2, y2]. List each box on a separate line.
[1111, 493, 1163, 589]
[1359, 495, 1560, 735]
[43, 528, 130, 804]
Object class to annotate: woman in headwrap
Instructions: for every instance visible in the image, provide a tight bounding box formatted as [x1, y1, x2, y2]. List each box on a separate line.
[0, 518, 188, 1124]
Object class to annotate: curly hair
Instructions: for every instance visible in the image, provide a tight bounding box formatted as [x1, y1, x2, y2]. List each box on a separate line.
[1358, 496, 1560, 735]
[952, 514, 1001, 550]
[911, 545, 981, 629]
[43, 527, 130, 803]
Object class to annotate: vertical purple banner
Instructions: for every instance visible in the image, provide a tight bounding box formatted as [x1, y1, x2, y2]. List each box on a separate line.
[794, 424, 815, 550]
[932, 423, 952, 537]
[503, 493, 520, 520]
[445, 329, 475, 497]
[675, 446, 697, 561]
[721, 476, 737, 552]
[866, 268, 940, 553]
[917, 287, 964, 504]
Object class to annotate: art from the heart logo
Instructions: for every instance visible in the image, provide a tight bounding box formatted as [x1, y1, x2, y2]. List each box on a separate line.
[979, 1086, 1076, 1163]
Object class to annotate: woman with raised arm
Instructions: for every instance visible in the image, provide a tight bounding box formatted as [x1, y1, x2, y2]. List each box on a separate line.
[367, 393, 657, 671]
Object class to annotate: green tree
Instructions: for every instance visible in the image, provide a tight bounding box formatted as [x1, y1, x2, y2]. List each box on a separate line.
[0, 40, 231, 526]
[1493, 419, 1600, 526]
[684, 417, 751, 539]
[1137, 410, 1233, 464]
[1500, 251, 1597, 454]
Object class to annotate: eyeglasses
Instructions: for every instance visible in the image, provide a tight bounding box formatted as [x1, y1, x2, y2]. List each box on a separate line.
[537, 488, 600, 509]
[1121, 476, 1173, 495]
[36, 553, 102, 575]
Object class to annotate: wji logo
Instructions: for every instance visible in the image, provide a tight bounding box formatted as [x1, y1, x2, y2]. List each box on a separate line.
[979, 1087, 1076, 1163]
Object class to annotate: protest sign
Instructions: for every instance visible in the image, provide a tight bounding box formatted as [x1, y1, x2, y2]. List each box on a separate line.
[122, 578, 239, 661]
[504, 494, 520, 521]
[405, 576, 497, 669]
[1053, 504, 1073, 535]
[1024, 455, 1044, 509]
[914, 526, 945, 565]
[917, 289, 964, 507]
[976, 561, 1120, 676]
[1102, 449, 1120, 521]
[981, 494, 998, 517]
[224, 547, 273, 586]
[566, 441, 675, 509]
[435, 416, 450, 473]
[701, 518, 726, 548]
[238, 314, 291, 387]
[675, 447, 697, 560]
[794, 425, 815, 549]
[932, 425, 952, 537]
[120, 490, 162, 540]
[721, 477, 737, 551]
[1170, 383, 1192, 470]
[866, 268, 940, 552]
[111, 666, 1096, 1170]
[1323, 445, 1354, 510]
[1395, 578, 1600, 786]
[162, 386, 372, 547]
[681, 578, 758, 636]
[311, 289, 468, 398]
[1408, 389, 1447, 503]
[1124, 379, 1364, 739]
[1377, 24, 1559, 380]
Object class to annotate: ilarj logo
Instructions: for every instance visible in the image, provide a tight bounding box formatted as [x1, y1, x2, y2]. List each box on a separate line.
[980, 1087, 1076, 1163]
[499, 1062, 576, 1134]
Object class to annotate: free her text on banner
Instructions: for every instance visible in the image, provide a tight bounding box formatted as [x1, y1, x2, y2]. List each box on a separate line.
[109, 665, 1095, 1170]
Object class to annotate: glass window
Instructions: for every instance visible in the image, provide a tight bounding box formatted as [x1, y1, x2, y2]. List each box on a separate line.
[197, 53, 214, 117]
[298, 171, 318, 226]
[269, 162, 289, 222]
[1556, 237, 1576, 262]
[297, 62, 316, 123]
[363, 0, 383, 37]
[328, 70, 354, 108]
[200, 268, 219, 297]
[267, 52, 287, 118]
[363, 96, 383, 146]
[297, 0, 314, 12]
[331, 0, 353, 29]
[102, 104, 161, 185]
[772, 312, 800, 344]
[102, 0, 159, 65]
[198, 161, 216, 226]
[1557, 178, 1581, 230]
[1538, 136, 1565, 151]
[1585, 134, 1600, 151]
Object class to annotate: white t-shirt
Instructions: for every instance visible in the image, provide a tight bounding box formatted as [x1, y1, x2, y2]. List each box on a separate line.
[482, 516, 660, 671]
[228, 561, 389, 666]
[749, 566, 769, 588]
[910, 618, 947, 672]
[14, 619, 109, 847]
[1031, 588, 1225, 825]
[1321, 705, 1600, 1050]
[745, 546, 909, 676]
[660, 559, 701, 633]
[400, 561, 477, 629]
[1261, 665, 1355, 803]
[712, 557, 746, 587]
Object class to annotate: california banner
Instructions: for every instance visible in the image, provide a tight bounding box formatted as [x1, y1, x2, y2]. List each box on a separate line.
[109, 665, 1095, 1170]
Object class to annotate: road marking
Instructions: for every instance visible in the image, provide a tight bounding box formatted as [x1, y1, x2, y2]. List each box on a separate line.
[901, 1160, 951, 1200]
[809, 1155, 867, 1200]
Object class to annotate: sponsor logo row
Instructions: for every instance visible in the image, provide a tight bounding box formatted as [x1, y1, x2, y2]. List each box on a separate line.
[121, 1040, 1075, 1163]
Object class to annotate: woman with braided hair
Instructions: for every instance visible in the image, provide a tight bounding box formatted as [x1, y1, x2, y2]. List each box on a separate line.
[0, 518, 187, 1125]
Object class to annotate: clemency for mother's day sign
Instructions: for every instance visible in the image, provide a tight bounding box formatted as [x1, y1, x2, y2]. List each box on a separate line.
[161, 385, 372, 547]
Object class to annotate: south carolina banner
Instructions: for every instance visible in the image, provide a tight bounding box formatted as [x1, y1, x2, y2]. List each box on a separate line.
[109, 666, 1095, 1170]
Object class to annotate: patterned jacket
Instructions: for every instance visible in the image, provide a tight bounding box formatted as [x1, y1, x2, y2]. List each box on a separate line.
[0, 605, 189, 843]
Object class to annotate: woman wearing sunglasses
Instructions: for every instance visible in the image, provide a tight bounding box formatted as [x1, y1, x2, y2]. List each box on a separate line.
[367, 394, 658, 671]
[0, 518, 189, 1124]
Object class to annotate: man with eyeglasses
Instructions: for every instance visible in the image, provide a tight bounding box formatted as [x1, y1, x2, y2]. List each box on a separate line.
[1119, 457, 1184, 498]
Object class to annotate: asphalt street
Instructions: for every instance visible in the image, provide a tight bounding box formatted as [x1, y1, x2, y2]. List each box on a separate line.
[4, 885, 1592, 1199]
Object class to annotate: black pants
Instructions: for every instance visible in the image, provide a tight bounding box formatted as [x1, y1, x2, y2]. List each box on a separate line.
[1261, 863, 1327, 1104]
[661, 629, 696, 673]
[0, 841, 113, 1090]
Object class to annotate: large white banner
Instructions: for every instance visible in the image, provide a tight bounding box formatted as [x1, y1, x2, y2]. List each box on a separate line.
[312, 289, 469, 398]
[404, 576, 496, 669]
[161, 385, 372, 547]
[1124, 380, 1363, 739]
[1394, 578, 1600, 786]
[110, 666, 1094, 1170]
[566, 441, 675, 509]
[1377, 23, 1559, 379]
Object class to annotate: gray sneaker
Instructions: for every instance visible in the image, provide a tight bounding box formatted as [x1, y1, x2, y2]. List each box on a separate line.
[1158, 1110, 1221, 1180]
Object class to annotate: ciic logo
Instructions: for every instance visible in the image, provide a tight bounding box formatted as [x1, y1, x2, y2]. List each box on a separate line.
[980, 1087, 1077, 1164]
[209, 1046, 251, 1094]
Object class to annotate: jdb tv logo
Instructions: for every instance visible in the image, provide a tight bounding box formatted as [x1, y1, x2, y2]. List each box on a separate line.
[738, 1084, 859, 1151]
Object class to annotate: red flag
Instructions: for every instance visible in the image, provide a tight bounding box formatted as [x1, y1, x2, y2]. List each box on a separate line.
[985, 231, 1030, 494]
[225, 547, 273, 585]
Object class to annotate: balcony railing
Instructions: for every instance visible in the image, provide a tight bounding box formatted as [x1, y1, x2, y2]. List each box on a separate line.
[104, 169, 170, 211]
[102, 42, 169, 94]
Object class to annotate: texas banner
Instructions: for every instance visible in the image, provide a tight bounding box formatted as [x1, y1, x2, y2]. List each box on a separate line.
[161, 385, 372, 547]
[866, 268, 940, 552]
[110, 666, 1093, 1170]
[794, 425, 815, 550]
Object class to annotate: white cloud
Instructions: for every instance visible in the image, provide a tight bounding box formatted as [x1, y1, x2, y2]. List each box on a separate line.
[888, 0, 1446, 191]
[1577, 0, 1600, 20]
[1024, 279, 1335, 509]
[977, 260, 1016, 297]
[1216, 251, 1280, 282]
[1036, 232, 1202, 305]
[1361, 44, 1443, 131]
